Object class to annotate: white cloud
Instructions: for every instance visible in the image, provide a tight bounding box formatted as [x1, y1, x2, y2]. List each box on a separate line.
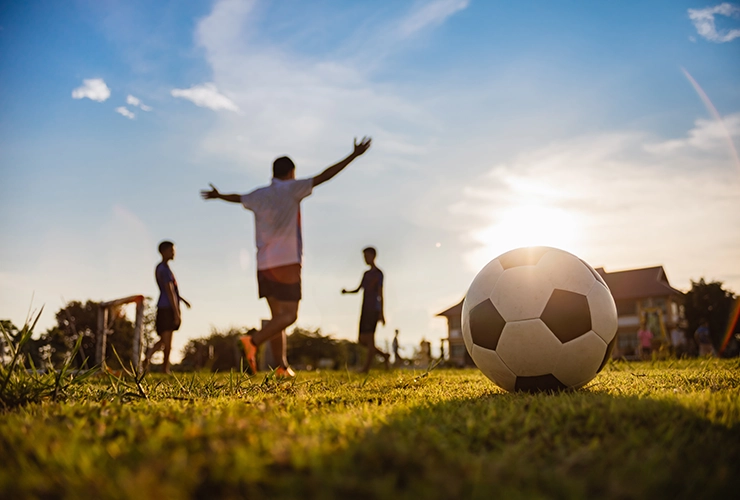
[398, 0, 469, 38]
[644, 114, 740, 154]
[127, 95, 152, 111]
[115, 106, 135, 119]
[171, 83, 240, 112]
[454, 116, 740, 290]
[688, 3, 740, 43]
[71, 78, 111, 102]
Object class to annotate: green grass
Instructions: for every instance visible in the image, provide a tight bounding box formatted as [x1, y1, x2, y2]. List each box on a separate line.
[1, 360, 739, 499]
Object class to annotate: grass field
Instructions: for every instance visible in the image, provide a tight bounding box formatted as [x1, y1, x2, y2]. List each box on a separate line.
[1, 359, 739, 499]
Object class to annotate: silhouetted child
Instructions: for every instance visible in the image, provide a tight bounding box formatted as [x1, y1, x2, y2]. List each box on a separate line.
[342, 247, 390, 373]
[202, 137, 372, 376]
[144, 240, 190, 374]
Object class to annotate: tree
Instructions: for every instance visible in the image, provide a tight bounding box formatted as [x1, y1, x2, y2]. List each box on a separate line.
[684, 279, 738, 357]
[287, 328, 362, 370]
[42, 301, 137, 369]
[178, 327, 246, 372]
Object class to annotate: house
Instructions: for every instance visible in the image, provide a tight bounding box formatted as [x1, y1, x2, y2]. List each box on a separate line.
[595, 266, 684, 359]
[436, 300, 474, 367]
[436, 265, 685, 364]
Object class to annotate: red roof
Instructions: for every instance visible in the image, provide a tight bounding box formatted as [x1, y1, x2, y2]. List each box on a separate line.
[595, 266, 683, 301]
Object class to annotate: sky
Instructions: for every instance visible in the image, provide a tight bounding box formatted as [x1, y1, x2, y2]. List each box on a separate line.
[1, 0, 739, 361]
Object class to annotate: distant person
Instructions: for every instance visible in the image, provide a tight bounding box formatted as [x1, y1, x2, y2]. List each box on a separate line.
[670, 325, 686, 358]
[637, 324, 653, 360]
[145, 241, 191, 374]
[392, 329, 402, 366]
[694, 320, 714, 357]
[342, 246, 390, 373]
[201, 137, 372, 376]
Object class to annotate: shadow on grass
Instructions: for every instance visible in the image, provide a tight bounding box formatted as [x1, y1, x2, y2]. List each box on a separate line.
[244, 392, 739, 500]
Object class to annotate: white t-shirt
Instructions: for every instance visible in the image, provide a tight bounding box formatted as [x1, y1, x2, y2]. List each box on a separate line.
[241, 178, 314, 270]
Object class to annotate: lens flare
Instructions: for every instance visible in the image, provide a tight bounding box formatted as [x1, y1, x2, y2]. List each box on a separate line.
[681, 67, 740, 173]
[719, 297, 740, 356]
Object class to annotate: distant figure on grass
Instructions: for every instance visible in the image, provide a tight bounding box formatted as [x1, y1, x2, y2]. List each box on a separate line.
[392, 329, 402, 366]
[670, 325, 686, 358]
[694, 320, 715, 357]
[145, 241, 191, 374]
[201, 137, 373, 376]
[342, 247, 390, 373]
[637, 323, 653, 360]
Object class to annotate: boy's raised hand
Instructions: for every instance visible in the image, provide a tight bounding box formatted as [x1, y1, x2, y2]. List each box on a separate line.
[200, 183, 220, 200]
[353, 136, 372, 157]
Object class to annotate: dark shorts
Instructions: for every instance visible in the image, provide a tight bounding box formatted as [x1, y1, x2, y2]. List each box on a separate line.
[359, 309, 380, 336]
[258, 264, 302, 302]
[156, 307, 180, 334]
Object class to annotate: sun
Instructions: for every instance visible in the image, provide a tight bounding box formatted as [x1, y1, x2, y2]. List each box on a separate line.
[469, 202, 582, 270]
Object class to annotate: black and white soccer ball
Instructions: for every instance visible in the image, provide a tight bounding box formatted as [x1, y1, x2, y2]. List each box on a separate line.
[462, 246, 618, 392]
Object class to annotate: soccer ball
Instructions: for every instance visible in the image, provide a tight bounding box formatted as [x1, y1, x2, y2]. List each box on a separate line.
[462, 246, 618, 392]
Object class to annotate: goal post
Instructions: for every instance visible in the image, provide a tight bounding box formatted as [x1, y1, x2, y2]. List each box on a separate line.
[95, 295, 146, 371]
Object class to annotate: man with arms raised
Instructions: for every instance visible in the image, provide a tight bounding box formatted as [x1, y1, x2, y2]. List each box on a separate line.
[201, 137, 372, 376]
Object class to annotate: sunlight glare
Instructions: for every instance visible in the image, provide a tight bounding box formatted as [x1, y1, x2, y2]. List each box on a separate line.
[468, 203, 582, 270]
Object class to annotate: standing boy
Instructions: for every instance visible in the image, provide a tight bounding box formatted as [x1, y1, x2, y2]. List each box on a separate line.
[145, 240, 191, 374]
[201, 137, 372, 376]
[342, 247, 390, 373]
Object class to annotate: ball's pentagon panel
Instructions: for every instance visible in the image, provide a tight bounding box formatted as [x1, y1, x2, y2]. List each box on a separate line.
[514, 373, 568, 393]
[462, 259, 505, 353]
[496, 319, 562, 377]
[587, 282, 619, 343]
[471, 344, 517, 392]
[490, 266, 553, 322]
[468, 298, 506, 350]
[497, 246, 551, 270]
[552, 330, 608, 387]
[540, 289, 592, 344]
[536, 248, 597, 295]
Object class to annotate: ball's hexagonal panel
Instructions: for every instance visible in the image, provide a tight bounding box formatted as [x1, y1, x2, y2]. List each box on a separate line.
[580, 258, 608, 288]
[464, 258, 505, 309]
[496, 319, 561, 376]
[468, 299, 506, 350]
[497, 246, 551, 270]
[540, 289, 592, 344]
[471, 344, 517, 392]
[552, 330, 607, 388]
[596, 335, 617, 374]
[490, 266, 553, 321]
[587, 282, 618, 343]
[536, 249, 596, 295]
[514, 374, 568, 393]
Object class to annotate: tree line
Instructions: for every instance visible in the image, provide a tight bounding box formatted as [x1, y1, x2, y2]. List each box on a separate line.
[2, 279, 739, 370]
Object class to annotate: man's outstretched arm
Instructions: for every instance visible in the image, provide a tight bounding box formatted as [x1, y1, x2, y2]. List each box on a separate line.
[313, 137, 372, 187]
[200, 183, 241, 203]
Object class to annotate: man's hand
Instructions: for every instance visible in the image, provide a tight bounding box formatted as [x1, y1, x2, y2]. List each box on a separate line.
[380, 313, 386, 326]
[341, 289, 348, 294]
[353, 136, 372, 157]
[181, 298, 192, 309]
[201, 183, 220, 200]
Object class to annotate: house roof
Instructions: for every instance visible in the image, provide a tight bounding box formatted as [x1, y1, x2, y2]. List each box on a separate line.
[436, 299, 464, 318]
[595, 266, 683, 301]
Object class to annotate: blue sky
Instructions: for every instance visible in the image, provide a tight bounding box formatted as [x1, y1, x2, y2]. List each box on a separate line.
[1, 0, 739, 360]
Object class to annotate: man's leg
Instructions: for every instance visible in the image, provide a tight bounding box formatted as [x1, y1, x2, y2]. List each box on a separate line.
[161, 330, 173, 374]
[241, 298, 298, 373]
[266, 297, 289, 369]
